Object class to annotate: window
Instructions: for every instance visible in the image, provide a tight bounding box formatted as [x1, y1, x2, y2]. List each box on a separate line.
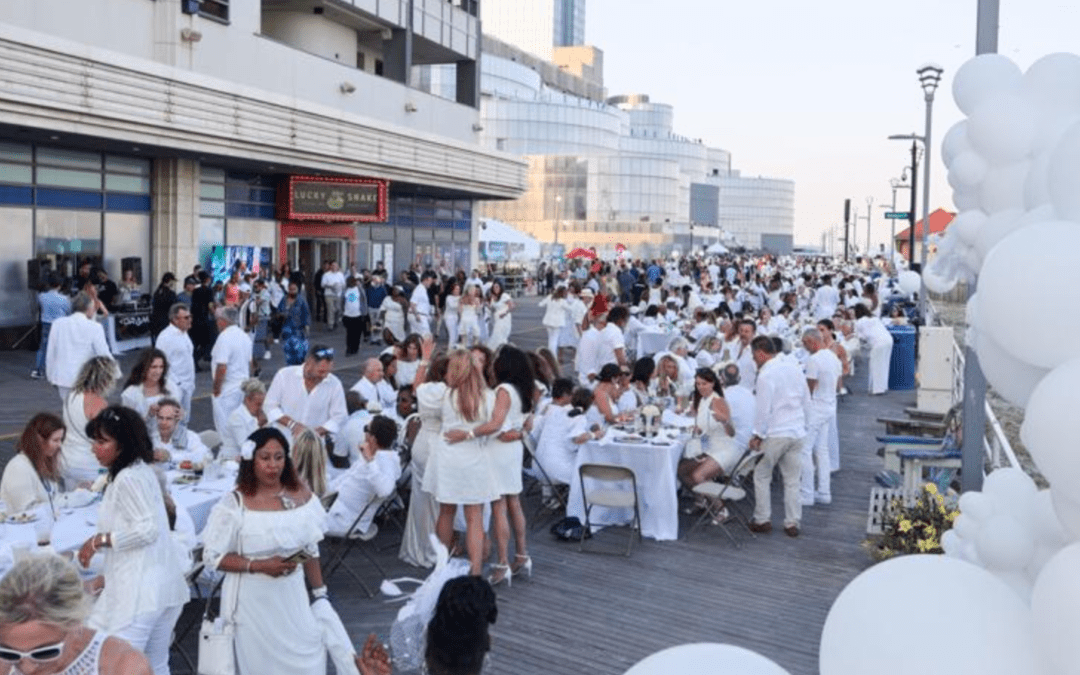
[199, 0, 228, 21]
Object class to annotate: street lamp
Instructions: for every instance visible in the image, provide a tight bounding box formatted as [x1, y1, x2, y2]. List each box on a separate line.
[553, 194, 562, 248]
[887, 133, 923, 270]
[916, 63, 944, 317]
[883, 169, 912, 267]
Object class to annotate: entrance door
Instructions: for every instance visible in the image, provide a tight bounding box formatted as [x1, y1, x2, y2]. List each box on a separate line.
[286, 237, 346, 305]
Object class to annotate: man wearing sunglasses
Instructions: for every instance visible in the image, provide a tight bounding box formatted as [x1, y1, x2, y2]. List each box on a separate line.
[326, 415, 402, 538]
[264, 343, 347, 440]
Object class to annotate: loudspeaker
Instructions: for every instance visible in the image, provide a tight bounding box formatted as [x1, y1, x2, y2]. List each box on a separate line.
[27, 259, 52, 291]
[121, 257, 143, 286]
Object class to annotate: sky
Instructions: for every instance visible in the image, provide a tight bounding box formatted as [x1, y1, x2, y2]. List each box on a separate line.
[586, 0, 1080, 251]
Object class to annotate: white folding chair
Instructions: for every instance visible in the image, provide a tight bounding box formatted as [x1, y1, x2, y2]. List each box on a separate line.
[577, 463, 641, 556]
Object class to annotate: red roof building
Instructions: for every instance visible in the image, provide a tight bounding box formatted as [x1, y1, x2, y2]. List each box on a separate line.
[893, 208, 955, 264]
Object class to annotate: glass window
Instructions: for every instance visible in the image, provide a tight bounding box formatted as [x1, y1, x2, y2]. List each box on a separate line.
[103, 213, 151, 292]
[199, 0, 229, 21]
[0, 207, 33, 326]
[37, 147, 101, 171]
[105, 174, 151, 193]
[37, 168, 102, 190]
[0, 162, 32, 184]
[105, 156, 150, 176]
[36, 210, 102, 259]
[0, 142, 31, 163]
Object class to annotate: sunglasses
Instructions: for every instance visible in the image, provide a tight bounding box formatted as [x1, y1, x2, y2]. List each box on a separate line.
[313, 348, 334, 359]
[0, 641, 65, 663]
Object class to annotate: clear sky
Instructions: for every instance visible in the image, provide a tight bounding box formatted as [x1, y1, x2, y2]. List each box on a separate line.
[586, 0, 1079, 251]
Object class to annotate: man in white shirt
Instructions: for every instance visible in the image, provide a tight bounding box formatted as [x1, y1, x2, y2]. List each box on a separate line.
[150, 399, 210, 465]
[45, 292, 114, 401]
[813, 276, 841, 320]
[327, 415, 402, 537]
[265, 344, 348, 440]
[351, 358, 397, 411]
[733, 319, 758, 392]
[717, 362, 755, 452]
[155, 303, 196, 421]
[211, 306, 252, 435]
[800, 328, 842, 507]
[575, 315, 604, 387]
[598, 306, 629, 369]
[409, 271, 436, 336]
[322, 261, 346, 331]
[748, 335, 810, 537]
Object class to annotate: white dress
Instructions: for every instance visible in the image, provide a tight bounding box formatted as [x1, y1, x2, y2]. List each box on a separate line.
[202, 494, 327, 675]
[486, 296, 513, 350]
[422, 389, 497, 505]
[399, 381, 446, 568]
[459, 300, 481, 346]
[488, 384, 525, 496]
[0, 453, 57, 513]
[696, 393, 741, 475]
[396, 358, 420, 390]
[535, 405, 588, 486]
[61, 392, 101, 488]
[383, 301, 407, 342]
[444, 295, 461, 346]
[120, 382, 179, 427]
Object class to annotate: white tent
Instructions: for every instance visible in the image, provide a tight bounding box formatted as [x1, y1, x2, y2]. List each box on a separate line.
[478, 218, 541, 261]
[706, 242, 729, 254]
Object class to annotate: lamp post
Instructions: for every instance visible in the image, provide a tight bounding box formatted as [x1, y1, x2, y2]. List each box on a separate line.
[916, 63, 944, 318]
[865, 196, 874, 257]
[553, 194, 561, 248]
[887, 133, 922, 269]
[884, 170, 912, 268]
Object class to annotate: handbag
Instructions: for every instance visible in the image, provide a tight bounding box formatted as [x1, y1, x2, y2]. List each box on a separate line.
[198, 495, 241, 675]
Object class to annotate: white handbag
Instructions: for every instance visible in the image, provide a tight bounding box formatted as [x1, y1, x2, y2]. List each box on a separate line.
[199, 495, 241, 675]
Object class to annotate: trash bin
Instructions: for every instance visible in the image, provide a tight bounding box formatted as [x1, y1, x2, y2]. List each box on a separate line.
[888, 325, 917, 391]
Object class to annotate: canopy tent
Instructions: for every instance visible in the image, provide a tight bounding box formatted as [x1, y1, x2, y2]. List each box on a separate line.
[706, 242, 729, 254]
[478, 218, 541, 262]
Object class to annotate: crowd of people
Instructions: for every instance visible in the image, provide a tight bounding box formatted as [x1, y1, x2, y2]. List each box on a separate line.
[2, 249, 913, 674]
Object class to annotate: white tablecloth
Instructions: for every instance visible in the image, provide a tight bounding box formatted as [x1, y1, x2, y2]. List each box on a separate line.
[636, 330, 672, 357]
[566, 430, 685, 541]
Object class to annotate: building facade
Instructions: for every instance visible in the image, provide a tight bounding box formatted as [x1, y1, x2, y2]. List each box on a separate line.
[0, 0, 525, 345]
[480, 0, 586, 61]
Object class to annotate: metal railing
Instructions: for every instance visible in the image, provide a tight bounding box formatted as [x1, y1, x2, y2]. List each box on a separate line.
[927, 301, 1020, 471]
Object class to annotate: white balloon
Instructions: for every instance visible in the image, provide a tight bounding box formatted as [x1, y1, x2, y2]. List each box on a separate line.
[1030, 112, 1079, 156]
[1031, 544, 1080, 675]
[1027, 542, 1065, 584]
[941, 121, 972, 166]
[951, 210, 988, 247]
[1047, 119, 1080, 221]
[950, 151, 989, 188]
[952, 187, 980, 212]
[953, 54, 1024, 116]
[1031, 489, 1071, 546]
[820, 556, 1037, 675]
[1023, 53, 1080, 117]
[896, 270, 920, 296]
[977, 222, 1080, 369]
[941, 529, 964, 556]
[624, 643, 791, 675]
[973, 208, 1025, 261]
[979, 162, 1030, 215]
[1022, 359, 1080, 491]
[983, 467, 1039, 506]
[1023, 153, 1052, 210]
[976, 513, 1036, 571]
[1050, 488, 1080, 542]
[953, 513, 979, 540]
[958, 490, 996, 522]
[922, 263, 958, 294]
[975, 332, 1050, 408]
[995, 570, 1034, 604]
[968, 93, 1037, 165]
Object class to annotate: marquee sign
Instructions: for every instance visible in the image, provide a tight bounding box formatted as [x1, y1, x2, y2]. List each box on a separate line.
[278, 175, 388, 222]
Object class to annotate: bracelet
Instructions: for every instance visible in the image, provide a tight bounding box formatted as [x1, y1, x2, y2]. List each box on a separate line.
[286, 420, 295, 430]
[245, 558, 253, 573]
[311, 586, 328, 600]
[466, 429, 475, 440]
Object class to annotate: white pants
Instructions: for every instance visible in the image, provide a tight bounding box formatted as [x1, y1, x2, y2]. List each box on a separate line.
[752, 436, 804, 528]
[212, 388, 244, 437]
[545, 326, 561, 355]
[411, 314, 431, 338]
[445, 315, 459, 348]
[801, 414, 834, 503]
[113, 603, 184, 675]
[325, 295, 342, 328]
[868, 342, 892, 394]
[828, 411, 840, 472]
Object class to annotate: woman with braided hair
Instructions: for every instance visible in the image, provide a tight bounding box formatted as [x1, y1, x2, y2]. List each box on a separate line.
[425, 576, 498, 675]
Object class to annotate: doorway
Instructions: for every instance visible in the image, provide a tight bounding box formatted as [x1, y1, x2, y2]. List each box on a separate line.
[285, 237, 347, 309]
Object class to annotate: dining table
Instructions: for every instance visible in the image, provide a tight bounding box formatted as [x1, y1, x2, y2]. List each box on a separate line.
[566, 426, 687, 541]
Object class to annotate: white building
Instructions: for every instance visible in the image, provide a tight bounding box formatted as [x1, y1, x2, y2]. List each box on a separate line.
[481, 0, 586, 61]
[0, 0, 525, 346]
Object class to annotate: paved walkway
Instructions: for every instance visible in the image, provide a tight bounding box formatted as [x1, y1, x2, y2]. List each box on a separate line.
[0, 296, 915, 675]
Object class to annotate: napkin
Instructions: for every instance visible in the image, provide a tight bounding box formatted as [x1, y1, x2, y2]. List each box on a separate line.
[57, 489, 96, 509]
[661, 410, 695, 428]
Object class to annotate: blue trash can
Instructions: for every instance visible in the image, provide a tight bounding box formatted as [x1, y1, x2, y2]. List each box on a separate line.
[888, 325, 917, 390]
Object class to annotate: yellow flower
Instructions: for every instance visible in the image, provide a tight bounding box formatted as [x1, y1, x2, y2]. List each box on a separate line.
[946, 511, 959, 522]
[898, 520, 913, 533]
[924, 483, 938, 495]
[935, 494, 945, 506]
[917, 538, 934, 552]
[924, 525, 937, 538]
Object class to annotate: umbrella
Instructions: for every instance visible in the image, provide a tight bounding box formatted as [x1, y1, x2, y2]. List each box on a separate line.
[566, 247, 596, 260]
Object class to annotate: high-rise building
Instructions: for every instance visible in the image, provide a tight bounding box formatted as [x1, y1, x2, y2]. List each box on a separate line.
[481, 0, 585, 61]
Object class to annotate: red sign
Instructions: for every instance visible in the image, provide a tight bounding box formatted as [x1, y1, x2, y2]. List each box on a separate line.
[278, 175, 388, 222]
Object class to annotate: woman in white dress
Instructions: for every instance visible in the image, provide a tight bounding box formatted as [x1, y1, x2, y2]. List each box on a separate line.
[854, 304, 893, 395]
[485, 281, 514, 351]
[76, 406, 188, 675]
[394, 334, 423, 389]
[443, 279, 462, 348]
[537, 286, 568, 355]
[61, 356, 119, 489]
[382, 287, 408, 343]
[587, 364, 627, 428]
[560, 288, 589, 353]
[458, 285, 482, 347]
[400, 347, 447, 568]
[444, 346, 535, 586]
[535, 383, 599, 486]
[202, 427, 329, 675]
[1, 413, 64, 513]
[223, 378, 267, 460]
[677, 369, 739, 492]
[120, 348, 178, 429]
[423, 350, 497, 576]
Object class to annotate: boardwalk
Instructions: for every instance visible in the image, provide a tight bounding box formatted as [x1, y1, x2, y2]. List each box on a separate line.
[0, 297, 913, 675]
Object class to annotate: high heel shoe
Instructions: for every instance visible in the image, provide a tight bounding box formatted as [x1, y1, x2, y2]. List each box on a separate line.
[511, 553, 532, 579]
[488, 563, 512, 588]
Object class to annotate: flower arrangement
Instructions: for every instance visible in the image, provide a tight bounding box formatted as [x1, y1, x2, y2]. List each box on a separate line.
[638, 405, 661, 437]
[864, 483, 960, 561]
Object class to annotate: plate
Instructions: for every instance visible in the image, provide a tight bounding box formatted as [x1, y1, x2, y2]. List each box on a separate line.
[173, 474, 200, 485]
[7, 512, 37, 524]
[615, 436, 647, 444]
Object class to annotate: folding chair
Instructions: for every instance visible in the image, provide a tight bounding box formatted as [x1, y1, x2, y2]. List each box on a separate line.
[198, 429, 221, 455]
[170, 546, 206, 673]
[521, 436, 568, 530]
[687, 450, 764, 546]
[577, 463, 641, 556]
[320, 490, 339, 512]
[321, 495, 389, 597]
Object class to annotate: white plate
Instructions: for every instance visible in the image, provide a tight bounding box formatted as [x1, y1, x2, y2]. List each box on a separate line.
[7, 512, 38, 524]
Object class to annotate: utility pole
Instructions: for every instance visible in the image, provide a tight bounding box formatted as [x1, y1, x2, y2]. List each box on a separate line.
[843, 199, 851, 261]
[865, 196, 874, 258]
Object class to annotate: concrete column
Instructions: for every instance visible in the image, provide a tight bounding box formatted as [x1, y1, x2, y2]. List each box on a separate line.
[384, 28, 413, 86]
[152, 157, 201, 278]
[455, 59, 479, 108]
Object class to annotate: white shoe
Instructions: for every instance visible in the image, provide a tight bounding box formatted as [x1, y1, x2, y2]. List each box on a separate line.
[815, 494, 832, 505]
[274, 338, 280, 344]
[263, 352, 272, 360]
[800, 497, 815, 507]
